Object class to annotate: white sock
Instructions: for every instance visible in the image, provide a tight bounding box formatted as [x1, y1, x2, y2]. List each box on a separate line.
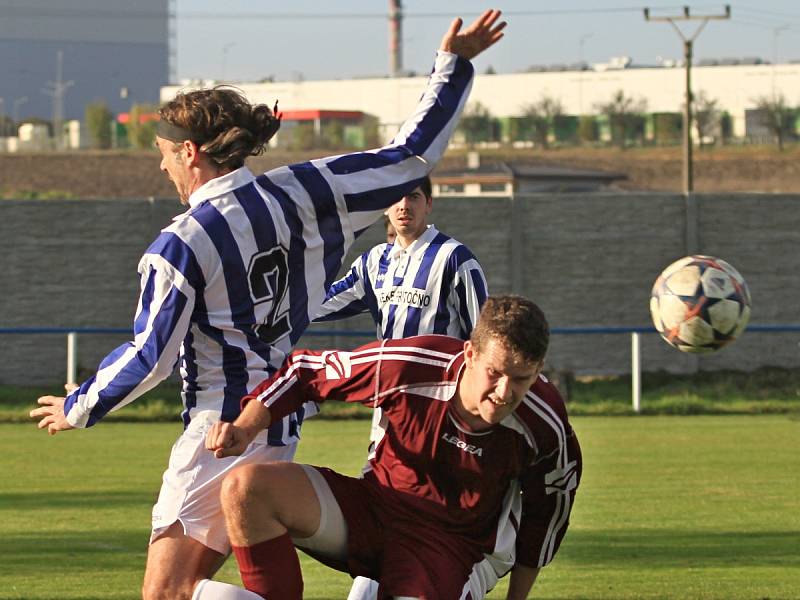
[347, 576, 380, 600]
[192, 579, 264, 600]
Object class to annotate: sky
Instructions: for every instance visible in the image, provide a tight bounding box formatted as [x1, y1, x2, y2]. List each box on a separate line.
[175, 1, 800, 83]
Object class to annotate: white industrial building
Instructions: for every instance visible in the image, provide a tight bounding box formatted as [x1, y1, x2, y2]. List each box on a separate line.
[0, 0, 170, 122]
[162, 59, 800, 142]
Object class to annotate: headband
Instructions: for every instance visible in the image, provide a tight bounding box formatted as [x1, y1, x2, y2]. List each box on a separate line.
[156, 119, 202, 144]
[156, 100, 282, 146]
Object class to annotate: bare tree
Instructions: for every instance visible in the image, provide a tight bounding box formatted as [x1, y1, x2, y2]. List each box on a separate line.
[692, 91, 720, 148]
[754, 94, 796, 151]
[595, 90, 647, 148]
[519, 95, 564, 149]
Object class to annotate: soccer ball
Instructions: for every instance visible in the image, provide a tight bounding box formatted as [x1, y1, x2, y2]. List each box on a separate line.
[650, 255, 751, 353]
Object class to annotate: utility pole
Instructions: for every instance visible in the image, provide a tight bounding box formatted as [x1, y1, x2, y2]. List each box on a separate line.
[42, 50, 74, 150]
[578, 33, 593, 115]
[644, 5, 730, 194]
[389, 0, 403, 77]
[12, 96, 28, 125]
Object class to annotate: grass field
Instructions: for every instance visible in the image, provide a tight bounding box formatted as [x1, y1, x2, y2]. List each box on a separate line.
[4, 365, 800, 425]
[1, 416, 798, 599]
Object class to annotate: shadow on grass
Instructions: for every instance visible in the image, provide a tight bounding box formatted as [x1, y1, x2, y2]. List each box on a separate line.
[0, 529, 147, 571]
[0, 490, 155, 511]
[562, 528, 800, 568]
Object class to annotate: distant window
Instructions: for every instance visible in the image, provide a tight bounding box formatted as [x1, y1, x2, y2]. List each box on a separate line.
[479, 183, 507, 193]
[439, 183, 465, 194]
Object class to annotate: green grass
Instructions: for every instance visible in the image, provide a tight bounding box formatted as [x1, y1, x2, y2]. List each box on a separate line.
[5, 366, 800, 424]
[1, 416, 798, 599]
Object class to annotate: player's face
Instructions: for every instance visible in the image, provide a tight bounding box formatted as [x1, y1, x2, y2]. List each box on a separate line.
[386, 186, 432, 245]
[156, 136, 192, 205]
[461, 338, 542, 427]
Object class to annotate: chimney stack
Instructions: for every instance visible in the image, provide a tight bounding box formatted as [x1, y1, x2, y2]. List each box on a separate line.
[389, 0, 403, 76]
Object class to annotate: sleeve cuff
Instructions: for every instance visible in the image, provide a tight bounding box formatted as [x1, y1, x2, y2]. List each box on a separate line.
[64, 390, 91, 428]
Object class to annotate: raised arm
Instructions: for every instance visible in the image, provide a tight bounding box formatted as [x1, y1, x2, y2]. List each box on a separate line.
[294, 9, 507, 236]
[439, 8, 506, 60]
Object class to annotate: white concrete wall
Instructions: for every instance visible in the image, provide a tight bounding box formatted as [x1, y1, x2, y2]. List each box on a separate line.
[162, 62, 800, 142]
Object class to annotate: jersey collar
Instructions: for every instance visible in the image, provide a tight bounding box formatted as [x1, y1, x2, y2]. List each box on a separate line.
[388, 224, 439, 260]
[187, 166, 256, 211]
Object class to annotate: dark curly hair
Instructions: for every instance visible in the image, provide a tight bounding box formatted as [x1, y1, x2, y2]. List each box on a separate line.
[470, 295, 550, 363]
[158, 86, 279, 171]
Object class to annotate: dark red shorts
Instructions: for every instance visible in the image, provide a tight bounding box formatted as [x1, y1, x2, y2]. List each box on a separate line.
[315, 467, 484, 600]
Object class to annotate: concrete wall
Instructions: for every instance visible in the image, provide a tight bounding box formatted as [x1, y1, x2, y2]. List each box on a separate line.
[1, 192, 798, 385]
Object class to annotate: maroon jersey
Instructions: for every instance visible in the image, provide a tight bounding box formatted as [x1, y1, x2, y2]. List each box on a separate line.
[246, 335, 581, 570]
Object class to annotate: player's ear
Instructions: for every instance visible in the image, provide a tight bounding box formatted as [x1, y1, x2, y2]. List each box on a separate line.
[464, 340, 477, 366]
[182, 139, 200, 165]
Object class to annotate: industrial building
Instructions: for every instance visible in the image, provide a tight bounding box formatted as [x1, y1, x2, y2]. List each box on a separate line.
[161, 58, 800, 145]
[0, 0, 170, 124]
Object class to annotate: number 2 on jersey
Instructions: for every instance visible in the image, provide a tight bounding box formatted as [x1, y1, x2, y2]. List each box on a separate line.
[247, 247, 291, 344]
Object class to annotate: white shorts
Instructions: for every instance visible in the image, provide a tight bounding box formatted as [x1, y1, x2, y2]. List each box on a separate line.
[150, 410, 297, 555]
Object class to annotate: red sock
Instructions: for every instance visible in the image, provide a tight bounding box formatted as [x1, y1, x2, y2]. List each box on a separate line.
[231, 533, 303, 600]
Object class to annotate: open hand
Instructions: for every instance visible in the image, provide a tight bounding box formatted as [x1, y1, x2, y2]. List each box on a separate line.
[439, 9, 506, 60]
[30, 395, 74, 435]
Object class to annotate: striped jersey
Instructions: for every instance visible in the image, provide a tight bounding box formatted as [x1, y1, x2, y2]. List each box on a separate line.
[315, 224, 487, 340]
[62, 51, 475, 443]
[246, 336, 582, 570]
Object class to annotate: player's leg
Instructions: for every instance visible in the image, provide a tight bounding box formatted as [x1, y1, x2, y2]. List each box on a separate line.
[142, 524, 226, 600]
[144, 411, 298, 600]
[222, 462, 349, 599]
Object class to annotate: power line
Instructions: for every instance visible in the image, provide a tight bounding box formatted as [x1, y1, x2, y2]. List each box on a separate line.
[736, 4, 800, 21]
[731, 17, 800, 32]
[0, 5, 721, 21]
[644, 5, 731, 195]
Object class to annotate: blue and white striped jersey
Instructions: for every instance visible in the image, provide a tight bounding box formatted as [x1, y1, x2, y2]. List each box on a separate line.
[63, 51, 475, 442]
[316, 225, 488, 340]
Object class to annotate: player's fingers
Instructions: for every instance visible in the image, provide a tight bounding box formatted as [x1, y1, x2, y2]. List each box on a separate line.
[37, 414, 53, 430]
[206, 423, 228, 451]
[29, 406, 50, 418]
[214, 446, 239, 459]
[205, 423, 220, 449]
[37, 395, 57, 405]
[471, 8, 500, 32]
[486, 23, 506, 46]
[215, 425, 236, 451]
[441, 17, 463, 45]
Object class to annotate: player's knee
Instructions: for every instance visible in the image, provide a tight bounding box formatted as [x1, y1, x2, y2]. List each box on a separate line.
[221, 463, 281, 517]
[221, 464, 259, 511]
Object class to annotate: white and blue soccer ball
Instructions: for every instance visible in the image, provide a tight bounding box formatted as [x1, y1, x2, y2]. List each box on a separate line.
[650, 255, 751, 353]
